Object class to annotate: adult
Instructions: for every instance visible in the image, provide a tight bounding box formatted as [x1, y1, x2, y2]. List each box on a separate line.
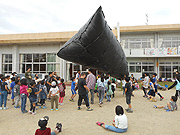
[25, 67, 32, 87]
[86, 69, 96, 104]
[142, 73, 149, 97]
[77, 72, 93, 111]
[75, 70, 81, 82]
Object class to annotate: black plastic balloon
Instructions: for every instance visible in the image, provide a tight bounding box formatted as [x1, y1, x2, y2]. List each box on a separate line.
[57, 6, 129, 78]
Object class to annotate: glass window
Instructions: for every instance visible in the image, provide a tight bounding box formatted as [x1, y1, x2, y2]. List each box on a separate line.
[33, 54, 39, 62]
[33, 64, 39, 71]
[166, 66, 171, 71]
[130, 66, 135, 72]
[47, 53, 56, 62]
[2, 54, 12, 73]
[39, 54, 46, 62]
[136, 66, 141, 72]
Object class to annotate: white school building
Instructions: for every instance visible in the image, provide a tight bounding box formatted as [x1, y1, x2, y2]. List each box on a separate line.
[0, 24, 180, 80]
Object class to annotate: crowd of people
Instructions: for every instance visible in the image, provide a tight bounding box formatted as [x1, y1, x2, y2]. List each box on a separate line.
[0, 68, 180, 134]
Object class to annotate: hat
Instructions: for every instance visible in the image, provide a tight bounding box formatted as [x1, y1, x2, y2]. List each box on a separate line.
[51, 81, 56, 86]
[38, 116, 49, 128]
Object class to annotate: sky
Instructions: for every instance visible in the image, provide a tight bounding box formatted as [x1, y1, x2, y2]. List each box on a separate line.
[0, 0, 180, 34]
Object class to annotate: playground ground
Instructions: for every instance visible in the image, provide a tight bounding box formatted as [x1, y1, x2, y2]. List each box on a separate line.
[0, 87, 180, 135]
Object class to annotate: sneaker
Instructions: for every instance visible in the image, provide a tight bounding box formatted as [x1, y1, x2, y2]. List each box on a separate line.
[61, 103, 64, 105]
[32, 112, 36, 115]
[12, 102, 15, 105]
[35, 108, 38, 110]
[150, 98, 153, 101]
[58, 103, 61, 105]
[29, 110, 33, 114]
[98, 103, 102, 107]
[56, 108, 59, 111]
[51, 109, 53, 111]
[153, 99, 157, 102]
[39, 106, 42, 109]
[153, 105, 157, 108]
[69, 99, 72, 101]
[127, 109, 133, 113]
[4, 107, 8, 110]
[16, 106, 20, 108]
[166, 109, 171, 112]
[87, 107, 93, 111]
[23, 110, 28, 113]
[43, 106, 47, 109]
[0, 107, 3, 110]
[78, 107, 82, 110]
[160, 97, 164, 101]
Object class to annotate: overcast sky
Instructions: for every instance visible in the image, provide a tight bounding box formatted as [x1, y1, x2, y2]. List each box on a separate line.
[0, 0, 179, 34]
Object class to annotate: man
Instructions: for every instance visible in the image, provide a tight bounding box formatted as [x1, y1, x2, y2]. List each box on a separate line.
[25, 67, 32, 87]
[77, 72, 93, 111]
[142, 73, 149, 97]
[86, 69, 96, 104]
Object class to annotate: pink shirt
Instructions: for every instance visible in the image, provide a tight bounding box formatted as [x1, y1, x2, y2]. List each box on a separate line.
[20, 85, 29, 96]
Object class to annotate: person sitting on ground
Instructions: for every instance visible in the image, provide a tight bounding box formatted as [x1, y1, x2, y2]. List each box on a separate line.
[35, 116, 60, 135]
[154, 96, 177, 112]
[96, 105, 128, 133]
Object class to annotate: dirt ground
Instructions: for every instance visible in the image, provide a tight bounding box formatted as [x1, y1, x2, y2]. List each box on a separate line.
[0, 87, 180, 135]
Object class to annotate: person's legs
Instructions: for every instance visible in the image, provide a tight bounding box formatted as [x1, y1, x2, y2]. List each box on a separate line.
[59, 96, 61, 103]
[0, 91, 5, 107]
[55, 95, 58, 109]
[175, 90, 179, 98]
[78, 95, 83, 107]
[86, 94, 90, 105]
[51, 96, 55, 109]
[90, 89, 94, 104]
[21, 94, 24, 112]
[105, 125, 127, 133]
[3, 91, 8, 107]
[14, 96, 18, 107]
[60, 97, 64, 103]
[98, 88, 101, 103]
[100, 89, 104, 103]
[167, 102, 171, 110]
[83, 95, 90, 107]
[123, 87, 125, 96]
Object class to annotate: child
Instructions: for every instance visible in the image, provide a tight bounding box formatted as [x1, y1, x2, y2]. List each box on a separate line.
[58, 79, 66, 105]
[10, 77, 16, 105]
[148, 78, 157, 102]
[77, 72, 93, 111]
[122, 77, 126, 96]
[49, 81, 59, 111]
[152, 73, 164, 101]
[29, 81, 42, 115]
[134, 79, 139, 90]
[39, 80, 48, 109]
[96, 105, 128, 133]
[69, 77, 77, 102]
[0, 77, 9, 110]
[97, 74, 105, 107]
[111, 79, 116, 99]
[20, 78, 29, 113]
[154, 96, 177, 112]
[125, 77, 133, 113]
[168, 74, 180, 99]
[106, 81, 113, 102]
[14, 80, 21, 109]
[35, 116, 60, 135]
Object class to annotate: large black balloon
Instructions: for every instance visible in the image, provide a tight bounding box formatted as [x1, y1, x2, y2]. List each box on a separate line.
[57, 6, 128, 78]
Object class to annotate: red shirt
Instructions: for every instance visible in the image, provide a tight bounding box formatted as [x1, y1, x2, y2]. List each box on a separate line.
[35, 128, 51, 135]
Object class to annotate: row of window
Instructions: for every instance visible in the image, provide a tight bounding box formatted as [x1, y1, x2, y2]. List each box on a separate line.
[122, 37, 180, 49]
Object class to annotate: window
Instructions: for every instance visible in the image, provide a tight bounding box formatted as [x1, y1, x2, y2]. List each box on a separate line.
[158, 37, 180, 48]
[2, 54, 12, 74]
[122, 38, 154, 49]
[19, 53, 60, 75]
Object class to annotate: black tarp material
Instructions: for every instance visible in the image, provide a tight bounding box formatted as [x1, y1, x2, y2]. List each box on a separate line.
[57, 6, 129, 78]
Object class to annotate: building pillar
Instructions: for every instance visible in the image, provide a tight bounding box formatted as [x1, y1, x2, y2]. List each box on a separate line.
[12, 44, 19, 73]
[60, 58, 63, 77]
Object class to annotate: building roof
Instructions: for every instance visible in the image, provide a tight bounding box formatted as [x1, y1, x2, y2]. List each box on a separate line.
[0, 24, 180, 44]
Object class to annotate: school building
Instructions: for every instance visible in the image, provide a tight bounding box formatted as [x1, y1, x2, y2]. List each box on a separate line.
[0, 24, 180, 80]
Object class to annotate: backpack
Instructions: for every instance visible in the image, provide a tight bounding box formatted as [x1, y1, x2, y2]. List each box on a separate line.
[59, 83, 64, 92]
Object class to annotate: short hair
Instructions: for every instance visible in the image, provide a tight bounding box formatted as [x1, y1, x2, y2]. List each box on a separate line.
[150, 78, 153, 82]
[38, 119, 47, 128]
[11, 77, 15, 81]
[125, 77, 130, 82]
[1, 76, 5, 81]
[5, 75, 10, 78]
[61, 78, 64, 83]
[30, 80, 36, 86]
[71, 77, 75, 81]
[0, 74, 4, 78]
[49, 72, 53, 75]
[171, 96, 177, 102]
[44, 75, 49, 79]
[81, 72, 86, 76]
[20, 78, 27, 86]
[15, 80, 20, 84]
[108, 81, 111, 85]
[88, 69, 92, 73]
[115, 105, 124, 115]
[41, 80, 45, 85]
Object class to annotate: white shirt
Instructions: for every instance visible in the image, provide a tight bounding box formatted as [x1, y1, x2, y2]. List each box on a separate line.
[143, 76, 149, 88]
[122, 80, 126, 87]
[50, 86, 59, 96]
[115, 114, 128, 129]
